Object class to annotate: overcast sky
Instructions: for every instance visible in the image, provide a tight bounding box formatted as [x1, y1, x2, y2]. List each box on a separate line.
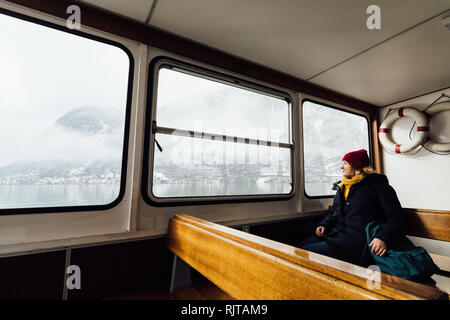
[156, 68, 290, 143]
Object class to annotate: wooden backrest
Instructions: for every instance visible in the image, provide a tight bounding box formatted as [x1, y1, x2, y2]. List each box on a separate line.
[405, 208, 450, 242]
[167, 214, 447, 300]
[324, 207, 449, 242]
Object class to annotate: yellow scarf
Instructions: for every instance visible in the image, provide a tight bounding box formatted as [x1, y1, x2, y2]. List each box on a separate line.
[338, 174, 364, 200]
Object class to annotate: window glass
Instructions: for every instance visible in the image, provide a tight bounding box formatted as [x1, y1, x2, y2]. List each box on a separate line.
[150, 66, 292, 198]
[302, 100, 369, 197]
[0, 13, 130, 209]
[156, 68, 289, 143]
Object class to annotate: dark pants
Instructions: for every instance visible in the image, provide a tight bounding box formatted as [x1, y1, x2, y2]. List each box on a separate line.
[298, 235, 338, 259]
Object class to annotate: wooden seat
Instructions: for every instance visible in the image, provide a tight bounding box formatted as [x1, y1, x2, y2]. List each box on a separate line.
[167, 214, 448, 300]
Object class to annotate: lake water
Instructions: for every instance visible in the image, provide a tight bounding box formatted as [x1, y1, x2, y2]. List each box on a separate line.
[0, 182, 334, 209]
[0, 183, 292, 209]
[305, 182, 335, 197]
[0, 184, 120, 209]
[153, 182, 292, 198]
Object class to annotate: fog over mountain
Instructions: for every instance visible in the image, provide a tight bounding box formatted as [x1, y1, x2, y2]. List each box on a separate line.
[55, 106, 123, 135]
[0, 107, 124, 185]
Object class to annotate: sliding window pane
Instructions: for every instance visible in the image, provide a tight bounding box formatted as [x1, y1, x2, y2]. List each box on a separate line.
[156, 68, 290, 144]
[303, 101, 369, 197]
[153, 134, 291, 197]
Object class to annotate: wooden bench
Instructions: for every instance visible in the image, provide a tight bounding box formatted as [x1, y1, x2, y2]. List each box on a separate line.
[167, 214, 448, 300]
[404, 208, 450, 293]
[404, 208, 450, 242]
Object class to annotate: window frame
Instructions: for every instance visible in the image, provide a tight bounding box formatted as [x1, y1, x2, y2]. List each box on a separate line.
[301, 98, 372, 199]
[142, 57, 295, 206]
[0, 7, 134, 215]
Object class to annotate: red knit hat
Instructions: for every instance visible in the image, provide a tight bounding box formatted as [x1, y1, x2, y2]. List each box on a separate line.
[342, 149, 370, 169]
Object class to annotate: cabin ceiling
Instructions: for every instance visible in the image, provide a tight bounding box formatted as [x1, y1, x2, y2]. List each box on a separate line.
[79, 0, 450, 107]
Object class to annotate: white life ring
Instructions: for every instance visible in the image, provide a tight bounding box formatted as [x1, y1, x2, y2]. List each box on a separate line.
[423, 101, 450, 153]
[378, 107, 429, 154]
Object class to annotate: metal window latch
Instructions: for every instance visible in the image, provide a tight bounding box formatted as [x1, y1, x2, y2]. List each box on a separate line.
[152, 121, 163, 152]
[155, 139, 163, 152]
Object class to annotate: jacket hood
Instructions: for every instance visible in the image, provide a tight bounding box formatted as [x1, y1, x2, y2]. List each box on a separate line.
[363, 173, 389, 184]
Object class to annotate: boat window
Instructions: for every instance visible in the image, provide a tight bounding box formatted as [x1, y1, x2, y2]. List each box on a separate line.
[145, 61, 293, 201]
[302, 100, 370, 198]
[0, 11, 132, 213]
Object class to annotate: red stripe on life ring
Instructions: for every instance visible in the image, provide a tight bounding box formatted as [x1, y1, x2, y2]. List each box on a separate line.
[398, 108, 404, 117]
[395, 145, 401, 153]
[417, 126, 429, 132]
[378, 128, 390, 133]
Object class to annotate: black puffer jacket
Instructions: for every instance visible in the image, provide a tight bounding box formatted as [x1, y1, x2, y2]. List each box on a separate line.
[318, 173, 405, 265]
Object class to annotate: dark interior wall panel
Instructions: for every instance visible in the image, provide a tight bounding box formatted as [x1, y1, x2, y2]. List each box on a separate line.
[68, 237, 173, 300]
[0, 250, 66, 299]
[0, 216, 325, 299]
[248, 215, 325, 247]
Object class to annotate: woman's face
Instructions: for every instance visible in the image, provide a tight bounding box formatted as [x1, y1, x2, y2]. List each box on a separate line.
[341, 161, 356, 178]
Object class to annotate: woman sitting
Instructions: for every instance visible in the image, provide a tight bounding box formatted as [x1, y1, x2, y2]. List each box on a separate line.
[299, 149, 405, 266]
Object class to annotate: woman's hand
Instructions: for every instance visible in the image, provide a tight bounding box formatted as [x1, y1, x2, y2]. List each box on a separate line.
[369, 238, 387, 256]
[316, 226, 326, 237]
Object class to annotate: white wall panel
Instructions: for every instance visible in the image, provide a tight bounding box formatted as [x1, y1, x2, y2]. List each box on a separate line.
[379, 88, 450, 210]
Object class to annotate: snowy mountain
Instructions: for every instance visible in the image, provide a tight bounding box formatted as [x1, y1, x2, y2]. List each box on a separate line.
[55, 106, 123, 134]
[0, 160, 121, 185]
[0, 107, 124, 185]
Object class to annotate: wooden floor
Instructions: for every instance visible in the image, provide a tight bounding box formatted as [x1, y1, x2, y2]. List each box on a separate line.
[430, 254, 450, 294]
[103, 286, 229, 300]
[175, 274, 234, 300]
[103, 273, 233, 300]
[103, 285, 175, 300]
[103, 271, 448, 300]
[103, 250, 450, 300]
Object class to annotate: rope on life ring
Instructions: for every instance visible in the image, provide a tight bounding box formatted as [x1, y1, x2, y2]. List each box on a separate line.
[378, 107, 429, 154]
[422, 101, 450, 153]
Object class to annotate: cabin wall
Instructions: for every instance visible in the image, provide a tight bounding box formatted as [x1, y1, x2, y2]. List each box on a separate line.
[0, 1, 372, 251]
[0, 1, 307, 248]
[0, 1, 144, 246]
[0, 0, 448, 301]
[379, 88, 450, 211]
[297, 93, 371, 214]
[136, 48, 371, 231]
[136, 47, 303, 233]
